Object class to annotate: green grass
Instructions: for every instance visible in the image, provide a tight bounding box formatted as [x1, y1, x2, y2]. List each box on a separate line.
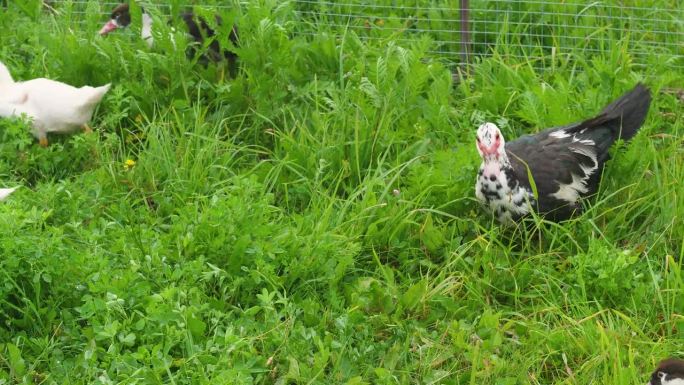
[0, 0, 682, 384]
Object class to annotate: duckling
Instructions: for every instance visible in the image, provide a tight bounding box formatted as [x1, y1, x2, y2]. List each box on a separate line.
[0, 61, 110, 146]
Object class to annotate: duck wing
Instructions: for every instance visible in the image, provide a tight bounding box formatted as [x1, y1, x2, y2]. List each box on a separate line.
[505, 83, 651, 220]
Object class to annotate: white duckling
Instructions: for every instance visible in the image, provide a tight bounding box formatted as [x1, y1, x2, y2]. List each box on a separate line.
[0, 61, 110, 147]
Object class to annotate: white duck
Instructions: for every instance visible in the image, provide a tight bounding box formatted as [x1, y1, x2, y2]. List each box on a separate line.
[0, 61, 111, 146]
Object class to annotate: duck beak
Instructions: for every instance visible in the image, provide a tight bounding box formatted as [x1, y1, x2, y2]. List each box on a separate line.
[99, 20, 119, 35]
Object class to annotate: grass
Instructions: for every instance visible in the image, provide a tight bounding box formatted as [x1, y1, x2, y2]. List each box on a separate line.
[0, 0, 682, 384]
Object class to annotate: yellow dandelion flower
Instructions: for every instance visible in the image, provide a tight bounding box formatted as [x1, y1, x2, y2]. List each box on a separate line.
[124, 159, 136, 171]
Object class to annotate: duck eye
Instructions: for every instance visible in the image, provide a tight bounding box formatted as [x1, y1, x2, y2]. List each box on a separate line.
[658, 371, 667, 380]
[495, 133, 500, 140]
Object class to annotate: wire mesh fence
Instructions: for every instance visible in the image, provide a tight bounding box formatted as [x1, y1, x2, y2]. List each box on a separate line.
[28, 1, 684, 70]
[292, 0, 684, 70]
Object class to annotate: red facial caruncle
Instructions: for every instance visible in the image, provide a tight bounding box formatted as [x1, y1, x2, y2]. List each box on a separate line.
[476, 122, 505, 160]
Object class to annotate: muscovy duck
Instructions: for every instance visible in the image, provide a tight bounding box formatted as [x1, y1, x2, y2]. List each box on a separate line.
[648, 358, 684, 385]
[99, 3, 238, 68]
[475, 83, 651, 223]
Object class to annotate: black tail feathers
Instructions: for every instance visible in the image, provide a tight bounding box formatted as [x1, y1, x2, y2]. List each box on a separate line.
[596, 83, 652, 141]
[574, 83, 652, 144]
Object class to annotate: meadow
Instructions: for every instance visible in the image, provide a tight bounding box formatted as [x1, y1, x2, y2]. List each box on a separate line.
[0, 0, 682, 384]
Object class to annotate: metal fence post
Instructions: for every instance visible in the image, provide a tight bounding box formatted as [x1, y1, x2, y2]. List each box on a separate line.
[459, 0, 471, 72]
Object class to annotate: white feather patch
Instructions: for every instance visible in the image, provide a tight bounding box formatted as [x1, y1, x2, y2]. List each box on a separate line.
[0, 187, 18, 201]
[551, 173, 589, 203]
[550, 130, 571, 139]
[570, 146, 598, 177]
[142, 13, 154, 48]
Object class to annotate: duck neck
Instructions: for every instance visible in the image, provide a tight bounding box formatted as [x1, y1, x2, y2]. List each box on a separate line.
[141, 13, 154, 47]
[484, 152, 511, 168]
